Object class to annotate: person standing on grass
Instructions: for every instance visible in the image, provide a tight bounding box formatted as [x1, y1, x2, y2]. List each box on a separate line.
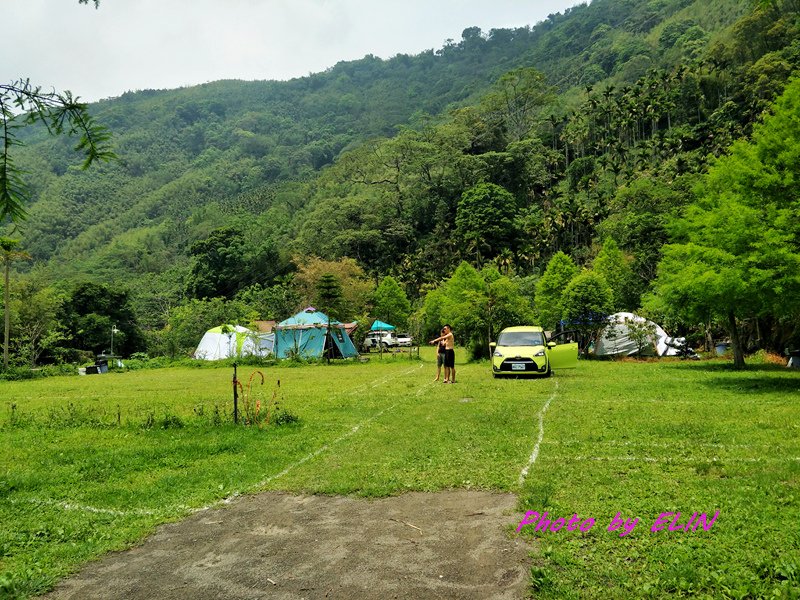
[433, 328, 447, 382]
[429, 324, 456, 383]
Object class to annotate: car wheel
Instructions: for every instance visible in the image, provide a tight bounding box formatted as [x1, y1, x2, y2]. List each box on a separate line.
[381, 342, 388, 350]
[545, 363, 552, 377]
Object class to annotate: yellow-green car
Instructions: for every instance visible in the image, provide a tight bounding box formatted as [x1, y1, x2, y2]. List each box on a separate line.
[490, 326, 578, 377]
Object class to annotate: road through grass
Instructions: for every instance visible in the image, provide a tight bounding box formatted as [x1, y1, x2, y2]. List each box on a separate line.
[1, 351, 799, 598]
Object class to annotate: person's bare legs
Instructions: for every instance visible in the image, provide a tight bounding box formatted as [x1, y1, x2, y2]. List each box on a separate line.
[434, 363, 441, 382]
[451, 365, 456, 383]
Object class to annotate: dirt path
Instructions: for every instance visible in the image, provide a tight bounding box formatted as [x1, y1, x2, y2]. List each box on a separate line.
[43, 490, 533, 599]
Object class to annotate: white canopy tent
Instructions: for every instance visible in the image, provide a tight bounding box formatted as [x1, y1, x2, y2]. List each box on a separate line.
[193, 325, 274, 360]
[594, 312, 687, 357]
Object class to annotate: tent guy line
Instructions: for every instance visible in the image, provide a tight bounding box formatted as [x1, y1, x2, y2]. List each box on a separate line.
[518, 381, 559, 486]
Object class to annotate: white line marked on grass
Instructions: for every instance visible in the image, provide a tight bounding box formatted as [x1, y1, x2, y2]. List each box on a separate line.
[518, 381, 559, 486]
[416, 381, 436, 397]
[197, 362, 426, 512]
[9, 498, 157, 517]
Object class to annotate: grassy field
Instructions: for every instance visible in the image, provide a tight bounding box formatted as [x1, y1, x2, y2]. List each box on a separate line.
[1, 350, 799, 598]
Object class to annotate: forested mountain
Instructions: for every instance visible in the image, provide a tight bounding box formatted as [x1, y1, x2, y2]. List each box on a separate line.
[3, 0, 799, 365]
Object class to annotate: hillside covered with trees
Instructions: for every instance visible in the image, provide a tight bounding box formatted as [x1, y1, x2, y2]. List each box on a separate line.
[2, 0, 799, 369]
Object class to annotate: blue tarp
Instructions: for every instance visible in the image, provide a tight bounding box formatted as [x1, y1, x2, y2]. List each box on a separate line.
[370, 319, 395, 331]
[274, 308, 358, 359]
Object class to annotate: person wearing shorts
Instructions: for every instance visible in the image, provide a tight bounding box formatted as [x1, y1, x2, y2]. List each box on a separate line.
[429, 324, 456, 383]
[434, 329, 447, 381]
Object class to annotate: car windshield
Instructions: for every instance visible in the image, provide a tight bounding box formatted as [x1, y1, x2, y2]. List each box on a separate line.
[497, 331, 545, 346]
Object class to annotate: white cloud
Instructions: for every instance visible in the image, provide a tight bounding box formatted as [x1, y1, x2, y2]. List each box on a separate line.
[1, 0, 582, 101]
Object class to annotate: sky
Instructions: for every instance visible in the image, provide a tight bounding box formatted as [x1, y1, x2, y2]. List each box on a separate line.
[2, 0, 582, 103]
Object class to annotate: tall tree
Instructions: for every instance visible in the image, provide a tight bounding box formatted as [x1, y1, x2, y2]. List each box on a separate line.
[1, 238, 30, 370]
[60, 282, 146, 356]
[650, 77, 800, 368]
[480, 67, 554, 143]
[293, 257, 373, 319]
[562, 270, 614, 354]
[535, 251, 579, 330]
[315, 274, 344, 321]
[456, 182, 518, 264]
[592, 238, 636, 311]
[372, 276, 411, 327]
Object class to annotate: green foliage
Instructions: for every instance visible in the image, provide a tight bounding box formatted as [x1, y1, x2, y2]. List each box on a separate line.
[650, 76, 800, 367]
[5, 0, 800, 365]
[592, 238, 637, 310]
[160, 297, 257, 359]
[58, 282, 145, 357]
[561, 270, 614, 349]
[1, 80, 115, 222]
[420, 262, 534, 359]
[371, 276, 411, 327]
[599, 176, 696, 284]
[234, 282, 300, 321]
[455, 183, 519, 263]
[186, 225, 285, 300]
[623, 316, 659, 356]
[534, 252, 578, 330]
[8, 276, 66, 367]
[479, 67, 555, 143]
[315, 273, 344, 321]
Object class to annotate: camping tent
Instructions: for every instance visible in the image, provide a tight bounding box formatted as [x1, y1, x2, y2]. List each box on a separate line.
[594, 312, 688, 357]
[274, 308, 359, 359]
[194, 325, 273, 360]
[370, 319, 395, 331]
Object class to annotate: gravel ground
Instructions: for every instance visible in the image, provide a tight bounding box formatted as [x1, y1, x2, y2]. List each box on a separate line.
[42, 490, 533, 600]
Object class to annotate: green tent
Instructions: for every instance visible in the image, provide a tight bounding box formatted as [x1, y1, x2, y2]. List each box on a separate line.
[274, 308, 358, 359]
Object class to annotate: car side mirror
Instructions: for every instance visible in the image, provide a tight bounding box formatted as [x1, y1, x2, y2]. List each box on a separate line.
[547, 341, 557, 348]
[489, 342, 497, 349]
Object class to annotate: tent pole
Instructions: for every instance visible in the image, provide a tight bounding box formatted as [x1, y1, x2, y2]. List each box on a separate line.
[232, 363, 239, 424]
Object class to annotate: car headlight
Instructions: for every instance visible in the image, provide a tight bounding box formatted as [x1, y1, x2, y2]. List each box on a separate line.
[534, 349, 546, 357]
[493, 351, 504, 358]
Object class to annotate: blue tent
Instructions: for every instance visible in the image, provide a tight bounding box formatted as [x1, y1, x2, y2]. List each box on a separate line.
[370, 319, 396, 331]
[274, 307, 359, 359]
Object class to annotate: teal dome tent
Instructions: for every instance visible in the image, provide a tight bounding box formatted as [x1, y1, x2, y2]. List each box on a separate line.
[274, 308, 358, 359]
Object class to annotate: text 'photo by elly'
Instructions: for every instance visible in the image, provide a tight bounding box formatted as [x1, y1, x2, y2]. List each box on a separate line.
[516, 510, 720, 537]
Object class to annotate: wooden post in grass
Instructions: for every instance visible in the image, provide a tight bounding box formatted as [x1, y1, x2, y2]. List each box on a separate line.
[233, 363, 239, 424]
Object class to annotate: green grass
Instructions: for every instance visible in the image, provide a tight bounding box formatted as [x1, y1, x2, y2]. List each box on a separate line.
[1, 351, 799, 598]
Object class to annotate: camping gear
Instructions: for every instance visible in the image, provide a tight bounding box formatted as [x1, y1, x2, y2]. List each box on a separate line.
[274, 308, 358, 359]
[194, 325, 273, 360]
[594, 312, 689, 357]
[370, 319, 396, 331]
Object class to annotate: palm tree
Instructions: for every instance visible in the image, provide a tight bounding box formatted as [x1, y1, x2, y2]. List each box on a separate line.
[496, 249, 514, 276]
[1, 238, 30, 370]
